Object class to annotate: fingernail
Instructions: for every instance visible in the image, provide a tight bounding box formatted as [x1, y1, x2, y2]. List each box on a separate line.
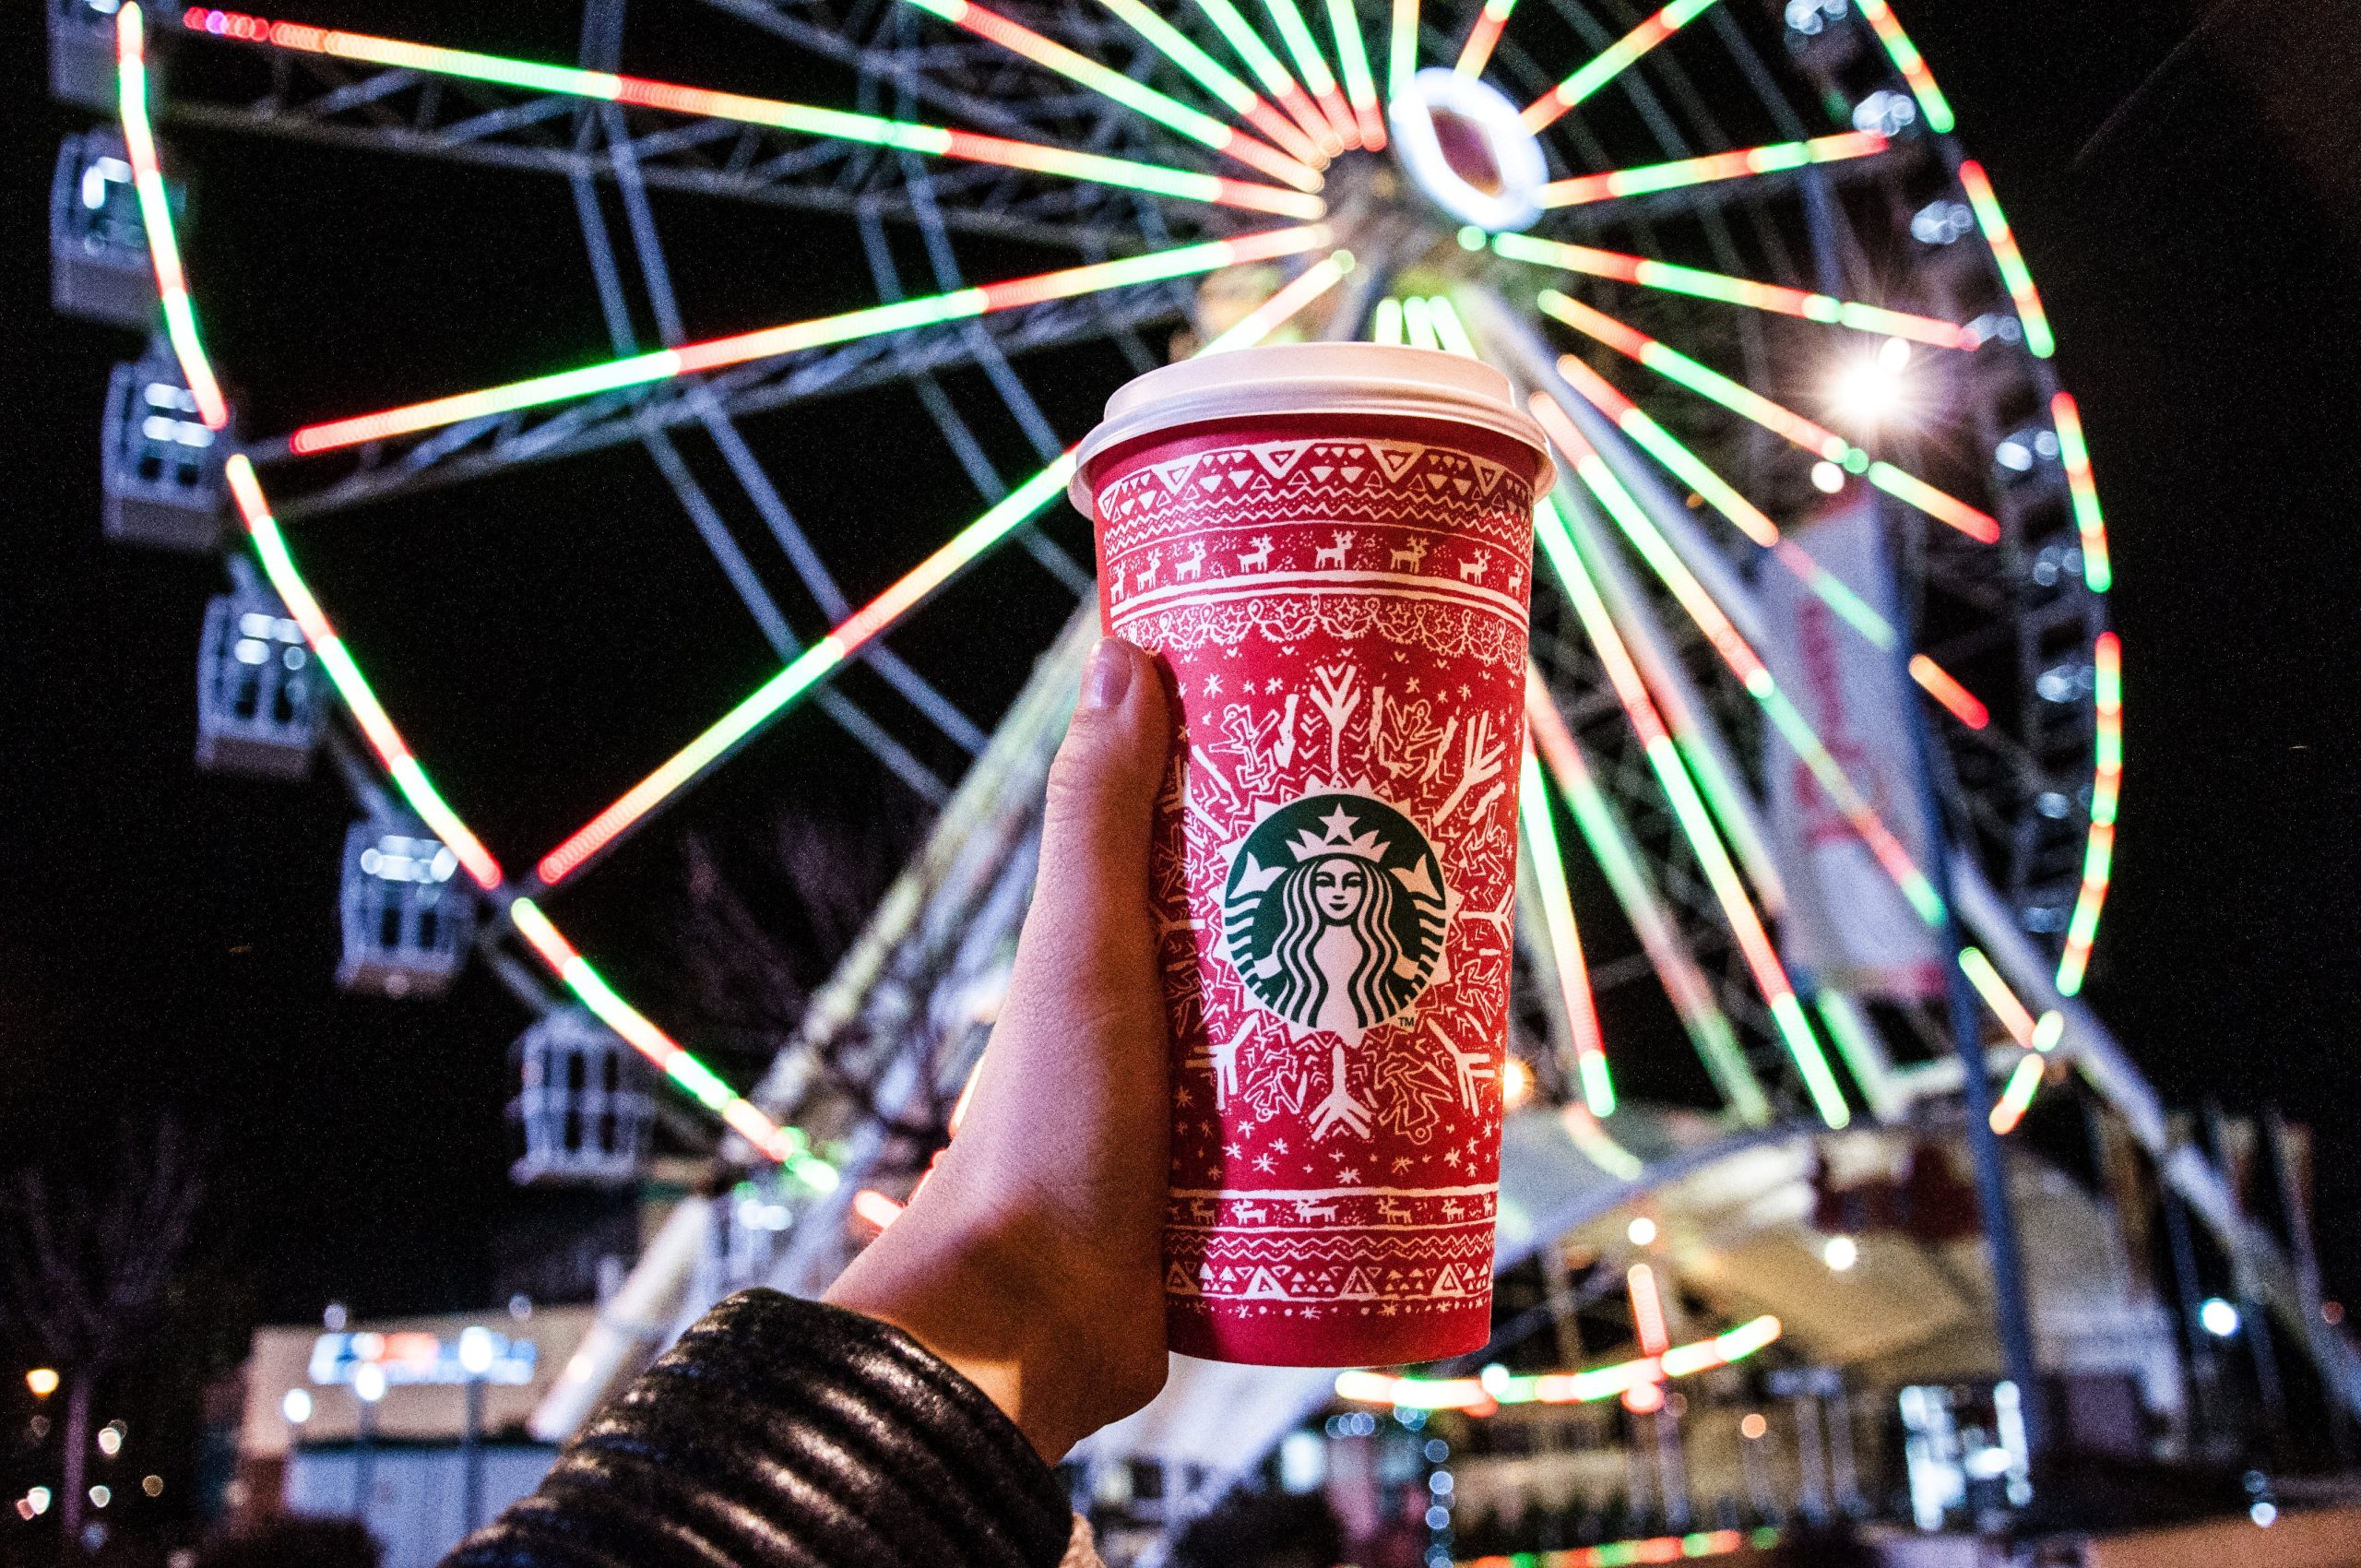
[1083, 637, 1133, 709]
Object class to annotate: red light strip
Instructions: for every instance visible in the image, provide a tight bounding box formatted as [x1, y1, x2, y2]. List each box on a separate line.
[286, 226, 1327, 457]
[1906, 654, 1988, 730]
[2057, 631, 2121, 994]
[530, 250, 1356, 888]
[1520, 0, 1720, 134]
[908, 0, 1323, 190]
[1538, 130, 1886, 208]
[1493, 232, 1975, 350]
[174, 6, 1323, 215]
[1454, 0, 1516, 77]
[117, 10, 229, 428]
[2049, 391, 2114, 593]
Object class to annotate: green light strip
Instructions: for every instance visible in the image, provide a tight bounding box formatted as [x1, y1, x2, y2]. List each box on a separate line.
[1537, 498, 1849, 1128]
[1529, 677, 1769, 1123]
[1388, 0, 1419, 100]
[1324, 0, 1387, 145]
[1519, 750, 1618, 1115]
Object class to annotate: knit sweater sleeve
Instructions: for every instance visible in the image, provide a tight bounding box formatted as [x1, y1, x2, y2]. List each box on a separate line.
[442, 1289, 1103, 1568]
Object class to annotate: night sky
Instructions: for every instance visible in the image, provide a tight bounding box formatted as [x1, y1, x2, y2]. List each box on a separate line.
[3, 0, 2356, 1369]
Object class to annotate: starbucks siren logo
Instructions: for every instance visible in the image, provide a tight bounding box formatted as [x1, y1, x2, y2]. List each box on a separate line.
[1222, 792, 1450, 1042]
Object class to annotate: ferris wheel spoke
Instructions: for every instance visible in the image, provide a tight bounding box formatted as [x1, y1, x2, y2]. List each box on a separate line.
[275, 225, 1328, 457]
[527, 249, 1356, 891]
[176, 6, 1321, 216]
[1532, 397, 2056, 1056]
[1519, 0, 1720, 134]
[1536, 130, 1888, 209]
[896, 0, 1324, 190]
[1517, 746, 1618, 1116]
[1254, 0, 1363, 148]
[1525, 671, 1772, 1124]
[1535, 494, 1851, 1129]
[1454, 0, 1516, 79]
[1388, 0, 1421, 99]
[1086, 0, 1330, 169]
[1536, 291, 2000, 543]
[1550, 350, 1990, 729]
[1494, 232, 1975, 349]
[1322, 0, 1389, 148]
[1186, 0, 1344, 156]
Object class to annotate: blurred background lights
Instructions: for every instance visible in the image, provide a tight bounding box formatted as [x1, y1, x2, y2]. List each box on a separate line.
[96, 1422, 124, 1456]
[88, 1485, 111, 1509]
[457, 1325, 499, 1377]
[25, 1368, 59, 1398]
[1740, 1411, 1768, 1440]
[1823, 1234, 1860, 1271]
[141, 1476, 163, 1498]
[281, 1388, 313, 1424]
[1626, 1216, 1658, 1246]
[1810, 460, 1845, 493]
[23, 1488, 52, 1518]
[2200, 1297, 2240, 1337]
[352, 1362, 387, 1403]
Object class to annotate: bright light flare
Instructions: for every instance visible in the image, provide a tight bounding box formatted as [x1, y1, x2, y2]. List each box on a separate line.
[852, 1189, 906, 1231]
[1821, 1234, 1858, 1271]
[1825, 336, 1919, 430]
[1537, 290, 1999, 542]
[26, 1369, 59, 1398]
[1258, 0, 1360, 148]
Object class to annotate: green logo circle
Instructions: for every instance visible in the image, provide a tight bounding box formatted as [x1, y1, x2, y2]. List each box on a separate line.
[1222, 793, 1449, 1039]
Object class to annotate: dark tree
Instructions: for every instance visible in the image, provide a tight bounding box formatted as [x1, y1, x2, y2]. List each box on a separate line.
[1, 1119, 206, 1553]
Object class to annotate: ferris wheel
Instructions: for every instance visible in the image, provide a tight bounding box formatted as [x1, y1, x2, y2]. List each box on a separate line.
[53, 0, 2121, 1187]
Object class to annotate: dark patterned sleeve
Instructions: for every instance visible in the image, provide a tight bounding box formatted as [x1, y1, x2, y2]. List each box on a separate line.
[443, 1289, 1100, 1568]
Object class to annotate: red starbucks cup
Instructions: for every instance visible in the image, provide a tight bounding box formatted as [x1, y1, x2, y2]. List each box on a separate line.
[1074, 344, 1554, 1367]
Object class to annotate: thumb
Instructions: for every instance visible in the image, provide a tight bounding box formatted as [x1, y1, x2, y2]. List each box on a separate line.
[954, 634, 1171, 1158]
[1024, 636, 1172, 979]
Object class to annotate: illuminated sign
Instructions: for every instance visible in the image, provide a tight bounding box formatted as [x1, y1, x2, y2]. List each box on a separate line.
[309, 1326, 536, 1388]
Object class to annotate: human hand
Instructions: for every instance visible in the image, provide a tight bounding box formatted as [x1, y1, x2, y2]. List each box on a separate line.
[825, 636, 1173, 1461]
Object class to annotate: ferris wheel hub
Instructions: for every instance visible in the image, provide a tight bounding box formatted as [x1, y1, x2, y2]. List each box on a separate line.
[1387, 68, 1548, 234]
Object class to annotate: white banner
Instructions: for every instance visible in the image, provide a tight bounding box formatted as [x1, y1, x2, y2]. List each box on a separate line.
[1760, 493, 1946, 1000]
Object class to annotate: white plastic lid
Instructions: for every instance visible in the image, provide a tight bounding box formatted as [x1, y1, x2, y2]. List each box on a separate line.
[1072, 342, 1553, 511]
